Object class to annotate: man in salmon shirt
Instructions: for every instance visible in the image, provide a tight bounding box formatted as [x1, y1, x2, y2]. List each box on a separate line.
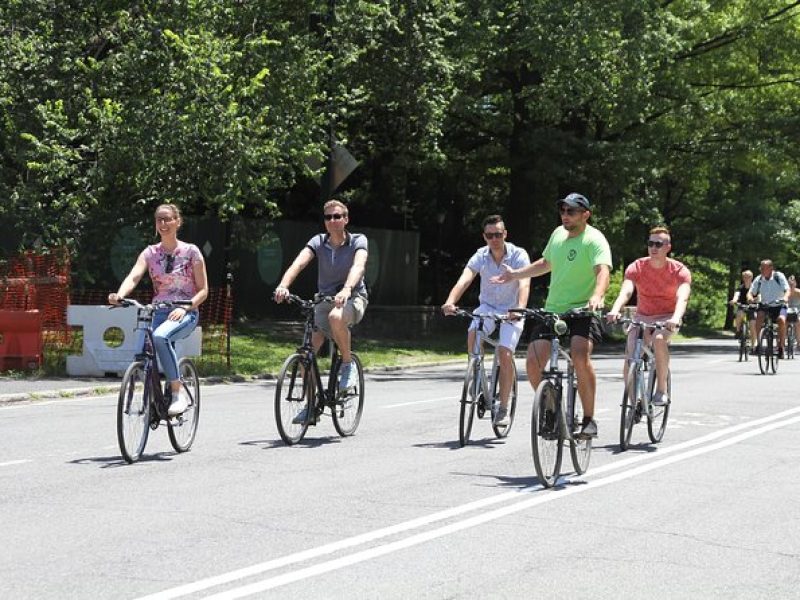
[606, 226, 692, 407]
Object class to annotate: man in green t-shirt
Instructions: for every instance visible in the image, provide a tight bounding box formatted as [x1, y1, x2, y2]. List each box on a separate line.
[493, 193, 612, 438]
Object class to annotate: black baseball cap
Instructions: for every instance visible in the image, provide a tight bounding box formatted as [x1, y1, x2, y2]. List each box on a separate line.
[557, 193, 591, 210]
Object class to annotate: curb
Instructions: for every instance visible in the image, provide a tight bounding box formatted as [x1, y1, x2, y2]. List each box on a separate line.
[0, 360, 466, 406]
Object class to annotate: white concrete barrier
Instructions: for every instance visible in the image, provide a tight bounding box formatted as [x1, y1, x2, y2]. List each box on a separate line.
[66, 305, 202, 377]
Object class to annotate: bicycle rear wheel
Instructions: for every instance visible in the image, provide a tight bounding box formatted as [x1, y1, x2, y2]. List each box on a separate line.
[117, 361, 151, 463]
[757, 329, 768, 374]
[619, 368, 639, 451]
[491, 362, 518, 438]
[275, 354, 313, 445]
[332, 354, 365, 436]
[568, 379, 591, 475]
[458, 358, 480, 447]
[738, 326, 748, 362]
[168, 358, 200, 452]
[531, 380, 563, 488]
[647, 367, 671, 443]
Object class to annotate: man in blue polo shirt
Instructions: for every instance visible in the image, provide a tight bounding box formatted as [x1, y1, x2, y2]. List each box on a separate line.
[748, 258, 789, 358]
[274, 199, 369, 393]
[442, 215, 530, 427]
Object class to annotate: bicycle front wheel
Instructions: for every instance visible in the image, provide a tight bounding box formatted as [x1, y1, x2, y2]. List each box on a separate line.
[168, 358, 200, 453]
[275, 354, 313, 445]
[738, 328, 748, 362]
[491, 362, 518, 438]
[117, 361, 151, 463]
[647, 367, 671, 443]
[569, 382, 592, 475]
[619, 367, 639, 451]
[757, 329, 768, 374]
[771, 332, 780, 374]
[332, 354, 365, 436]
[458, 358, 480, 447]
[531, 380, 563, 488]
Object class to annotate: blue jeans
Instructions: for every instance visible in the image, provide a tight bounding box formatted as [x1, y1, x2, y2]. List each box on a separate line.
[145, 308, 199, 382]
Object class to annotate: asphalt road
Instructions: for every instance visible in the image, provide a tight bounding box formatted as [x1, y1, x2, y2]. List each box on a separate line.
[1, 340, 799, 599]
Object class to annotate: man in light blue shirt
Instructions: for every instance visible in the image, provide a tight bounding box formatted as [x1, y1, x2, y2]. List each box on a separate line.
[748, 258, 790, 358]
[442, 215, 530, 427]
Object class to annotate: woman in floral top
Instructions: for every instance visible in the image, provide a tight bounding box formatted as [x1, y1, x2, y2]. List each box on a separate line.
[109, 204, 208, 415]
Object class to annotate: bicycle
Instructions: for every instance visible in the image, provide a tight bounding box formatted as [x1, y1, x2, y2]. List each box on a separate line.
[510, 307, 593, 488]
[755, 302, 784, 375]
[115, 298, 200, 463]
[734, 303, 756, 362]
[274, 294, 365, 445]
[451, 309, 519, 447]
[617, 318, 671, 451]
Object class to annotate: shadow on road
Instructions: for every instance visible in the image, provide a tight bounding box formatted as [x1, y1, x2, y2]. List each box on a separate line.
[239, 436, 341, 449]
[69, 451, 176, 468]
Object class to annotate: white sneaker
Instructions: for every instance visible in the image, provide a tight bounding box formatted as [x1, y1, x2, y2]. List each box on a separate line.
[652, 391, 670, 407]
[493, 406, 510, 427]
[168, 391, 189, 416]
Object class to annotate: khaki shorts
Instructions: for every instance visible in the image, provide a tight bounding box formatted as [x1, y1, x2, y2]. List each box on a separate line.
[314, 295, 367, 338]
[625, 313, 675, 356]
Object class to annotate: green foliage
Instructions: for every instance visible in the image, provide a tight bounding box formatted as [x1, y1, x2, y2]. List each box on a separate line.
[1, 0, 799, 332]
[680, 255, 729, 329]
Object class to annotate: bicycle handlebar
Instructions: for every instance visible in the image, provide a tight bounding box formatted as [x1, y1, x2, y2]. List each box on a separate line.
[508, 307, 597, 321]
[110, 298, 193, 310]
[617, 317, 669, 331]
[282, 293, 336, 309]
[448, 307, 516, 322]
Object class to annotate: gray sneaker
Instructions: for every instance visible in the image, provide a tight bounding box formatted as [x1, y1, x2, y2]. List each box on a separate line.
[338, 363, 359, 390]
[291, 407, 317, 425]
[578, 418, 598, 439]
[494, 406, 510, 427]
[652, 391, 670, 407]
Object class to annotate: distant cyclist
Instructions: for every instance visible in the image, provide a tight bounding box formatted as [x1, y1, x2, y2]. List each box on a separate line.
[787, 275, 800, 352]
[108, 203, 209, 416]
[729, 269, 756, 350]
[274, 199, 368, 393]
[441, 214, 531, 427]
[492, 193, 611, 439]
[748, 259, 789, 358]
[606, 226, 692, 407]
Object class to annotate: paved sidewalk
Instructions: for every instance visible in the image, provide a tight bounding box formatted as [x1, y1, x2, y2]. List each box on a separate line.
[0, 377, 120, 403]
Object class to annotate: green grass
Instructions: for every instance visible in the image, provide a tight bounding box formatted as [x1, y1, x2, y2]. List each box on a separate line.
[206, 323, 466, 377]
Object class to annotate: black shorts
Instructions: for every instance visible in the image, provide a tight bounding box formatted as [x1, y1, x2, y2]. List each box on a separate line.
[758, 305, 787, 322]
[525, 313, 604, 345]
[787, 309, 798, 323]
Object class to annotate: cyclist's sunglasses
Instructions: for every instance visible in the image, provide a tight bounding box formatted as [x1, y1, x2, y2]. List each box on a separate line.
[164, 254, 175, 273]
[324, 213, 346, 221]
[483, 231, 505, 239]
[646, 240, 667, 249]
[559, 206, 584, 216]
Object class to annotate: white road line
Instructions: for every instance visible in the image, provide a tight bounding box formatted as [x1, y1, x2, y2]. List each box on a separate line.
[202, 412, 800, 599]
[0, 459, 32, 467]
[135, 405, 800, 600]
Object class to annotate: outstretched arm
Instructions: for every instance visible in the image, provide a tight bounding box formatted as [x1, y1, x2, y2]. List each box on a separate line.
[490, 257, 551, 284]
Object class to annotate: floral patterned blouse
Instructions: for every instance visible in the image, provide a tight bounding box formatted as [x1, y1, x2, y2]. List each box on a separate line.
[141, 241, 204, 303]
